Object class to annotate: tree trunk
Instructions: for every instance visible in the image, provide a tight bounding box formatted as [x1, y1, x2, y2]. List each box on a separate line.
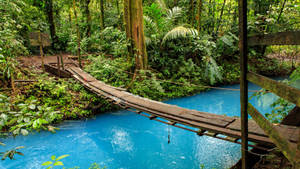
[276, 0, 287, 23]
[45, 0, 58, 49]
[196, 0, 203, 32]
[73, 0, 82, 68]
[124, 0, 147, 70]
[189, 0, 195, 26]
[38, 31, 45, 72]
[215, 0, 226, 36]
[116, 0, 120, 16]
[84, 0, 91, 37]
[100, 0, 105, 30]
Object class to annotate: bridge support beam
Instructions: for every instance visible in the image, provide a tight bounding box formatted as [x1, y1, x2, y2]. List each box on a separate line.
[238, 0, 248, 168]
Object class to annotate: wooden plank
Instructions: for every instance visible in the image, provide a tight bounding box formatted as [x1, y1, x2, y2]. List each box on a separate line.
[225, 136, 239, 143]
[68, 67, 97, 82]
[45, 64, 71, 78]
[248, 31, 300, 46]
[89, 81, 131, 99]
[275, 125, 299, 143]
[228, 119, 300, 143]
[123, 95, 235, 123]
[248, 103, 298, 164]
[124, 100, 274, 145]
[124, 95, 234, 127]
[228, 119, 266, 137]
[248, 72, 300, 107]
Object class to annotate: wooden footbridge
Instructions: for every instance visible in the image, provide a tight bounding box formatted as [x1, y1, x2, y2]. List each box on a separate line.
[45, 64, 299, 152]
[42, 1, 300, 167]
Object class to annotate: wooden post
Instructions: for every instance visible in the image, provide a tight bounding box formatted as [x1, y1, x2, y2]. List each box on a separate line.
[238, 0, 248, 168]
[60, 52, 64, 70]
[248, 104, 299, 167]
[38, 31, 45, 72]
[57, 55, 61, 77]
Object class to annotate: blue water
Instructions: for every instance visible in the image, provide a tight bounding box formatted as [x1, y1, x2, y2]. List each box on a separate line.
[0, 82, 279, 169]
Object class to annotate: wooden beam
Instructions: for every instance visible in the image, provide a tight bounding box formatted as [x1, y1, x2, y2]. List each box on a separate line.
[149, 115, 157, 120]
[44, 64, 71, 78]
[238, 0, 249, 168]
[248, 103, 298, 165]
[248, 31, 300, 46]
[247, 72, 300, 107]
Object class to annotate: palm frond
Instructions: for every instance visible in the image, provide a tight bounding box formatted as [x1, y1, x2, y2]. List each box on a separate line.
[143, 15, 159, 34]
[162, 26, 198, 44]
[156, 0, 167, 12]
[145, 36, 152, 46]
[204, 56, 222, 84]
[166, 7, 183, 21]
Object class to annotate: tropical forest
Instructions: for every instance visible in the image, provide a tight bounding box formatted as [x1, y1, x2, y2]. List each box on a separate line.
[0, 0, 300, 168]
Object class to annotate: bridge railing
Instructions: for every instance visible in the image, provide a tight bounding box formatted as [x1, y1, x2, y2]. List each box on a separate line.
[238, 0, 300, 168]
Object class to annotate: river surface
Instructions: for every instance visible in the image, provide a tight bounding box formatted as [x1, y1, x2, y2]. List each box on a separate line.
[0, 82, 280, 169]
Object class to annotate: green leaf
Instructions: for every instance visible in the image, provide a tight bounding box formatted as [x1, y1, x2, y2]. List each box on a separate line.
[41, 161, 53, 166]
[20, 129, 29, 136]
[51, 155, 56, 161]
[29, 104, 36, 110]
[56, 154, 69, 161]
[32, 120, 38, 129]
[46, 166, 52, 169]
[53, 161, 63, 166]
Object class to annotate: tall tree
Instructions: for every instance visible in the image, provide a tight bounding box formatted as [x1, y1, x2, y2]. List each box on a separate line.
[189, 0, 195, 26]
[99, 0, 105, 30]
[45, 0, 58, 49]
[215, 0, 226, 36]
[196, 0, 203, 32]
[84, 0, 91, 37]
[73, 0, 82, 68]
[123, 0, 148, 70]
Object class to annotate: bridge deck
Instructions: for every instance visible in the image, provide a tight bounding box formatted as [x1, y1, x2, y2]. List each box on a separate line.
[62, 66, 299, 148]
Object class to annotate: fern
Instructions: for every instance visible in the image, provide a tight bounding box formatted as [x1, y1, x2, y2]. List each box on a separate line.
[143, 15, 159, 34]
[145, 36, 152, 46]
[166, 7, 183, 21]
[203, 56, 222, 85]
[155, 0, 167, 12]
[162, 26, 198, 44]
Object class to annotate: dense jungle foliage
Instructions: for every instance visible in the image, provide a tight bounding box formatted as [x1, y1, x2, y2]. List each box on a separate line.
[0, 0, 299, 166]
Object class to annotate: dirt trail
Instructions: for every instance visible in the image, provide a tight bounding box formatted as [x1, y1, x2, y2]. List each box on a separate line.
[18, 54, 78, 69]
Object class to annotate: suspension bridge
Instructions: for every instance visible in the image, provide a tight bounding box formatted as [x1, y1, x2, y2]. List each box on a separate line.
[44, 63, 299, 151]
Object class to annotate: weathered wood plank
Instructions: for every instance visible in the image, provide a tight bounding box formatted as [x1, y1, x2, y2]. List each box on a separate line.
[248, 31, 300, 46]
[124, 95, 234, 127]
[45, 64, 71, 78]
[247, 72, 300, 107]
[69, 67, 97, 82]
[124, 100, 274, 145]
[228, 119, 266, 137]
[248, 103, 298, 164]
